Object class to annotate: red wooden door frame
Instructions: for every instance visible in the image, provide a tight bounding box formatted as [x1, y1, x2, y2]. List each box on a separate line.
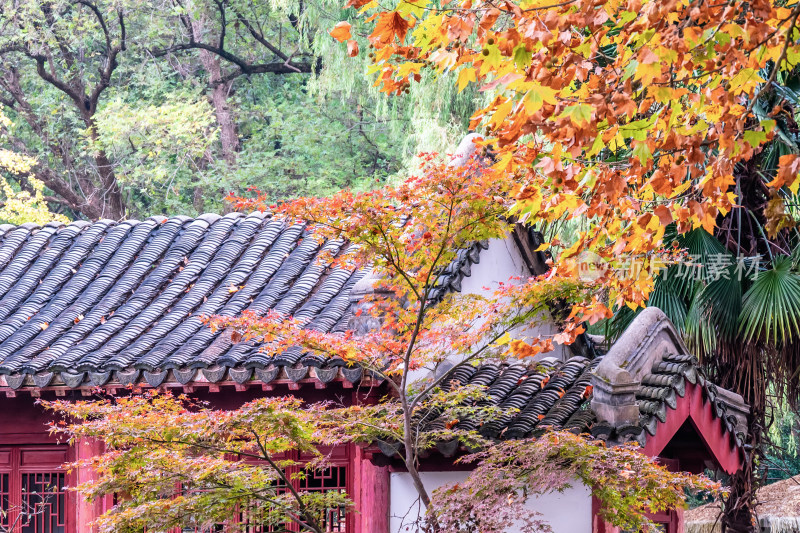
[0, 445, 73, 533]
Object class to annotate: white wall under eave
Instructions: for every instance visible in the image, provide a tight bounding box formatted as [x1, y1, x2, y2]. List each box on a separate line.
[389, 471, 593, 533]
[458, 236, 566, 362]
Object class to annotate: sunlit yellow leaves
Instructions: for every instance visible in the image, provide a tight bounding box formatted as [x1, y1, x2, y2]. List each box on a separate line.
[478, 44, 502, 75]
[0, 149, 35, 175]
[559, 104, 591, 125]
[456, 67, 476, 92]
[330, 21, 352, 42]
[488, 100, 513, 129]
[396, 0, 428, 19]
[522, 83, 559, 114]
[728, 68, 766, 95]
[397, 62, 425, 78]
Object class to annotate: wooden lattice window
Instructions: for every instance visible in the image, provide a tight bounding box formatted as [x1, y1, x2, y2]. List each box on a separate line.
[176, 447, 351, 533]
[0, 447, 70, 533]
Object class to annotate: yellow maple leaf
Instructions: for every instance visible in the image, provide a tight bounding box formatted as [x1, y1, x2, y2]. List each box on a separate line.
[456, 67, 476, 92]
[522, 83, 559, 114]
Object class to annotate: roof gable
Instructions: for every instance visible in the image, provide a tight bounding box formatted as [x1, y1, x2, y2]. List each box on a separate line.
[393, 309, 748, 473]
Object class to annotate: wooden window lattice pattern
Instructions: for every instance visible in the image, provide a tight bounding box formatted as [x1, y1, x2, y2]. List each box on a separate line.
[0, 447, 69, 533]
[178, 465, 348, 533]
[19, 473, 66, 533]
[299, 467, 347, 533]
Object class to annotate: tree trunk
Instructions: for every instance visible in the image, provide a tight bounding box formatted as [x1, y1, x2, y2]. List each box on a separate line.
[193, 186, 205, 213]
[197, 42, 240, 165]
[723, 467, 758, 533]
[92, 150, 126, 220]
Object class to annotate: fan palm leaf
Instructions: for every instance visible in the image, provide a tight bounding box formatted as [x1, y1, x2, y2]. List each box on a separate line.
[739, 256, 800, 346]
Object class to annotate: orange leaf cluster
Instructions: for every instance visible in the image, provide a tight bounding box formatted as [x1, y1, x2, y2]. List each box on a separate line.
[336, 0, 800, 315]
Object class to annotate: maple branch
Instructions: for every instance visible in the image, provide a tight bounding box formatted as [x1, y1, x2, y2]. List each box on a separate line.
[111, 431, 326, 533]
[747, 3, 800, 114]
[393, 194, 460, 515]
[250, 429, 325, 533]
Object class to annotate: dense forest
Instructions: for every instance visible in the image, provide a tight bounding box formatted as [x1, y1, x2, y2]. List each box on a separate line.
[0, 0, 480, 220]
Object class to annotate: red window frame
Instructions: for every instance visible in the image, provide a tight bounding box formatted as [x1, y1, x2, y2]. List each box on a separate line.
[0, 446, 73, 533]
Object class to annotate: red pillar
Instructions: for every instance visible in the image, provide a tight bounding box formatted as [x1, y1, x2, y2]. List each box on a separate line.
[354, 445, 389, 533]
[75, 438, 104, 533]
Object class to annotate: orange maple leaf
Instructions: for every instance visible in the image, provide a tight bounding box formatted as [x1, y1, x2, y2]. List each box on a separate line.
[330, 21, 352, 43]
[369, 11, 413, 47]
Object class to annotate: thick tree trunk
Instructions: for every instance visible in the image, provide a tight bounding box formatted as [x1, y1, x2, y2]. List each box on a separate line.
[197, 42, 240, 165]
[722, 441, 758, 532]
[92, 151, 126, 220]
[81, 112, 125, 220]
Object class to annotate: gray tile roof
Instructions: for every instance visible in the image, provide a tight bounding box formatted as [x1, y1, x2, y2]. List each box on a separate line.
[404, 351, 746, 458]
[0, 212, 488, 391]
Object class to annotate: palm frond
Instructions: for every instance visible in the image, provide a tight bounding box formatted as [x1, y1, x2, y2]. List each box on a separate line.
[685, 295, 718, 360]
[739, 256, 800, 345]
[648, 274, 690, 334]
[697, 268, 743, 341]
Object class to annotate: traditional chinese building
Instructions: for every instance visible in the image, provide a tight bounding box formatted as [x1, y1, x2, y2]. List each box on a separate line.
[0, 212, 748, 533]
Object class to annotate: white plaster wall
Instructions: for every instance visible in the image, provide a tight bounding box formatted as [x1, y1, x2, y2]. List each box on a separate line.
[459, 237, 529, 296]
[458, 236, 566, 361]
[389, 471, 592, 533]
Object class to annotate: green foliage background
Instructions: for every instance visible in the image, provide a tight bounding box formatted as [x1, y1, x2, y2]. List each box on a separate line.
[0, 0, 482, 220]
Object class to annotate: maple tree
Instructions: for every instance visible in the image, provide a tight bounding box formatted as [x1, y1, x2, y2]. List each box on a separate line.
[214, 154, 713, 530]
[45, 392, 719, 533]
[329, 0, 800, 529]
[41, 154, 718, 532]
[45, 393, 350, 533]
